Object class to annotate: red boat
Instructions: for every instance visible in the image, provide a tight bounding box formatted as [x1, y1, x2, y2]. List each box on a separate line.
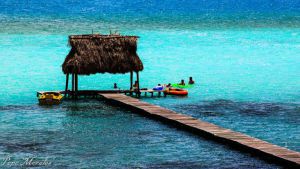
[164, 88, 188, 96]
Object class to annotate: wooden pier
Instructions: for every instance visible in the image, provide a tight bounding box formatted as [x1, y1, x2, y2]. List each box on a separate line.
[37, 89, 166, 98]
[99, 93, 300, 168]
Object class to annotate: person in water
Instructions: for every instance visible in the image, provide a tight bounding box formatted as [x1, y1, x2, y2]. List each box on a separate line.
[113, 83, 118, 89]
[188, 77, 195, 84]
[179, 79, 185, 85]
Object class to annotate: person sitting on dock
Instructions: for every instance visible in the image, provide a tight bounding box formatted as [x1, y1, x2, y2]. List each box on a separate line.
[178, 79, 185, 86]
[113, 83, 118, 89]
[188, 77, 195, 84]
[133, 81, 139, 90]
[153, 84, 164, 91]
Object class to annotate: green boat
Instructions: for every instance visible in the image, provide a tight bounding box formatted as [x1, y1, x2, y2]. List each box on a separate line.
[171, 83, 194, 88]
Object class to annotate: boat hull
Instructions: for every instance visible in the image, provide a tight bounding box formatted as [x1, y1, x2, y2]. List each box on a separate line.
[38, 98, 61, 105]
[38, 92, 63, 105]
[164, 88, 188, 96]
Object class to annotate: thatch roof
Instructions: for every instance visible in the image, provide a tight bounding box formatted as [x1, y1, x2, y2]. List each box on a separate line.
[62, 34, 143, 75]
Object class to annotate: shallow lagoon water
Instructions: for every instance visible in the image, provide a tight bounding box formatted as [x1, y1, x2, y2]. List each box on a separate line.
[0, 100, 280, 168]
[0, 0, 300, 168]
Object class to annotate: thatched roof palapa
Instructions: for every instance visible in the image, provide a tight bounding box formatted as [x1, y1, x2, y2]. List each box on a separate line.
[62, 34, 144, 75]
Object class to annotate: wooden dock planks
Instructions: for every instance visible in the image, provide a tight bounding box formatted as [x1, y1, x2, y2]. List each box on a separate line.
[99, 93, 300, 168]
[37, 89, 164, 98]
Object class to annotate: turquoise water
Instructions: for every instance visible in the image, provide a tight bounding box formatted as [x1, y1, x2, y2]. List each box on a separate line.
[1, 0, 300, 168]
[0, 100, 280, 168]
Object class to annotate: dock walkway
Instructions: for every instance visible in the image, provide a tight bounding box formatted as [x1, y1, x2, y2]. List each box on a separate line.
[37, 89, 165, 98]
[99, 93, 300, 168]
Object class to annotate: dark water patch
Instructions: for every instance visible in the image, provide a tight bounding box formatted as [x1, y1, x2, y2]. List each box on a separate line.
[137, 160, 270, 169]
[0, 142, 48, 153]
[173, 99, 237, 117]
[60, 100, 130, 118]
[62, 99, 117, 110]
[200, 111, 221, 117]
[63, 105, 120, 118]
[132, 131, 155, 137]
[134, 161, 204, 169]
[237, 102, 289, 115]
[0, 130, 59, 153]
[65, 109, 117, 118]
[175, 99, 300, 123]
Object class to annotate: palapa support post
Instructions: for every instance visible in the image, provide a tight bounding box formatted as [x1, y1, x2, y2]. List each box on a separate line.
[75, 73, 78, 99]
[72, 73, 75, 99]
[136, 71, 140, 97]
[130, 71, 133, 96]
[130, 71, 133, 90]
[65, 73, 69, 97]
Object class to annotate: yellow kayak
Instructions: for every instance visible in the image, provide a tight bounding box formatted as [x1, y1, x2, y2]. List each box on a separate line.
[38, 92, 63, 105]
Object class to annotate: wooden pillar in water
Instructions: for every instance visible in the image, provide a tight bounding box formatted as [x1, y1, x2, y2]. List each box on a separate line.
[130, 71, 133, 90]
[71, 73, 75, 98]
[65, 73, 69, 97]
[136, 71, 140, 97]
[75, 73, 78, 99]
